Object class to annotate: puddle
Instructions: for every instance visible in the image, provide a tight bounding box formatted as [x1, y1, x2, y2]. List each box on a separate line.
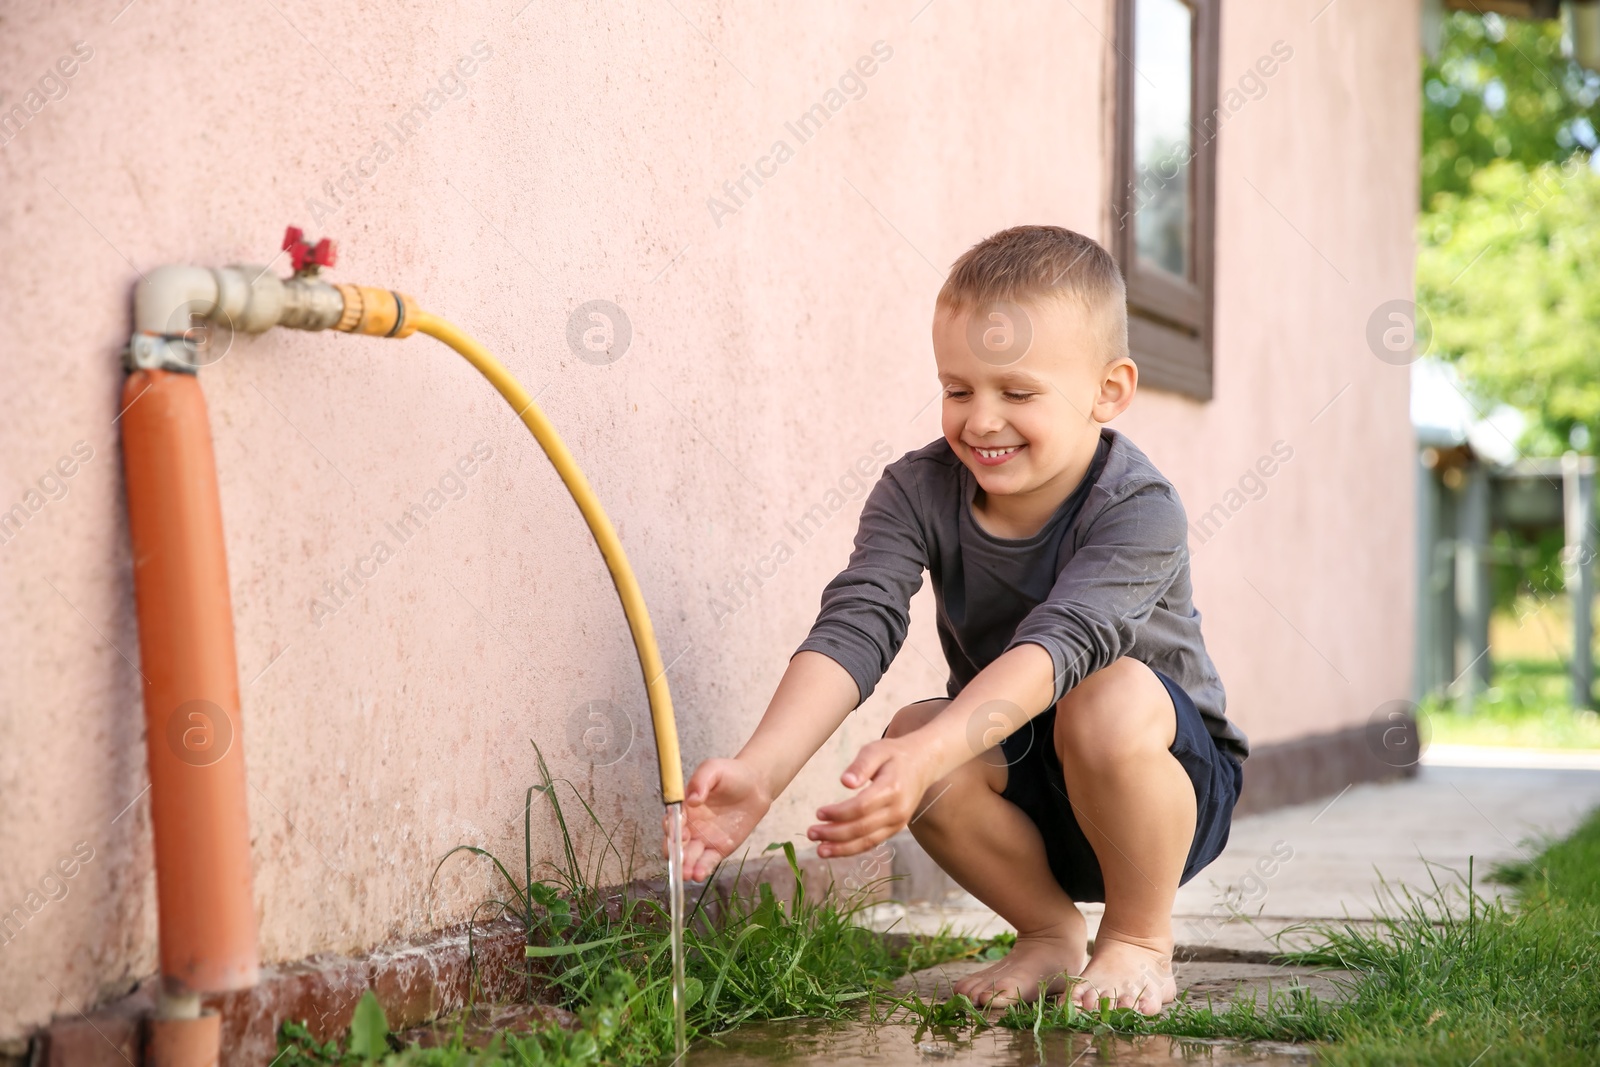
[896, 960, 1351, 1012]
[689, 1017, 1314, 1066]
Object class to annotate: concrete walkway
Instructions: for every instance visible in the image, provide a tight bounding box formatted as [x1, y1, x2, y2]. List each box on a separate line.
[864, 748, 1600, 961]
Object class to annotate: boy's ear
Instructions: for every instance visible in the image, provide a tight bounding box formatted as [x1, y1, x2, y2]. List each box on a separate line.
[1093, 357, 1137, 422]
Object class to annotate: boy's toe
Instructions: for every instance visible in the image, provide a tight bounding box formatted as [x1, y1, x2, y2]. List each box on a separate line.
[950, 965, 990, 1001]
[983, 990, 1022, 1011]
[1070, 981, 1098, 1012]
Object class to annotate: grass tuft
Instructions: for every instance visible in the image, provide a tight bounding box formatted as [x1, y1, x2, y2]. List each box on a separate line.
[274, 743, 976, 1065]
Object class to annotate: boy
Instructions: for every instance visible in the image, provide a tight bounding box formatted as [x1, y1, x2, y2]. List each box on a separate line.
[666, 225, 1248, 1015]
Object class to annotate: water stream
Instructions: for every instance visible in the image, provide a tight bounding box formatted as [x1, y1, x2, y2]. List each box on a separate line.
[666, 801, 688, 1063]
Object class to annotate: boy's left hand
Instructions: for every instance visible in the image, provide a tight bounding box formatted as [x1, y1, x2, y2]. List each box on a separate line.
[807, 737, 934, 858]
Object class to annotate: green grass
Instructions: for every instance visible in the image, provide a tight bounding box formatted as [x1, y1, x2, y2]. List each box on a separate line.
[1287, 813, 1600, 1067]
[273, 744, 979, 1065]
[1425, 658, 1600, 750]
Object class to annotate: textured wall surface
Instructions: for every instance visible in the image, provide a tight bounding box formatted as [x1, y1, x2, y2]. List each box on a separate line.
[0, 0, 1416, 1039]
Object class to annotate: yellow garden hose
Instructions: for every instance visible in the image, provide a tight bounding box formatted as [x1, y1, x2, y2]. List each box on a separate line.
[410, 309, 685, 805]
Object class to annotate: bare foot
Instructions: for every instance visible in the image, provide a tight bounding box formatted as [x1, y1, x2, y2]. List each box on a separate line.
[951, 915, 1089, 1010]
[1071, 930, 1176, 1016]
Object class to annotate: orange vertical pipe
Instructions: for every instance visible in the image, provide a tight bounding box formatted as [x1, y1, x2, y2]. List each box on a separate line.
[121, 368, 259, 995]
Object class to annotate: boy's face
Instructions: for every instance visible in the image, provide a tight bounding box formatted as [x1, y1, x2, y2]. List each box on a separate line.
[932, 296, 1133, 500]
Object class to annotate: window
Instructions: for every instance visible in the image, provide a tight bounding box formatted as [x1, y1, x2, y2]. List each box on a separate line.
[1112, 0, 1220, 400]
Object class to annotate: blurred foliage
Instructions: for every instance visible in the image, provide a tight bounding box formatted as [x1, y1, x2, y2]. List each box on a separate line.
[1417, 156, 1600, 451]
[1423, 11, 1600, 207]
[1425, 656, 1600, 748]
[1488, 525, 1566, 614]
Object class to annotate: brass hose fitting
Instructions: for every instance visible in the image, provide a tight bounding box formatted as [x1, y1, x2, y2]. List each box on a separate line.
[334, 284, 420, 338]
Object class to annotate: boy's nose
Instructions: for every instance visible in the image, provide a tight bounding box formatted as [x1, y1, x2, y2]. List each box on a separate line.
[968, 397, 1009, 434]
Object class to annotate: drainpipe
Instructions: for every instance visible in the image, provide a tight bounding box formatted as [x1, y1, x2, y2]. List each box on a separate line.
[122, 257, 349, 1066]
[122, 366, 249, 1064]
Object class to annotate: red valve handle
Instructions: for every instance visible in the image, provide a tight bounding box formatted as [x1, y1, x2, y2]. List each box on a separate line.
[281, 226, 337, 274]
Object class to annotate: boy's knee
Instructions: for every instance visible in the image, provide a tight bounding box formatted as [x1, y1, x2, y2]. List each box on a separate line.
[906, 762, 980, 835]
[1053, 658, 1173, 767]
[885, 698, 948, 739]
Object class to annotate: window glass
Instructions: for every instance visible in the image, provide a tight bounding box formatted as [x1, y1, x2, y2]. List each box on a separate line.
[1133, 0, 1193, 279]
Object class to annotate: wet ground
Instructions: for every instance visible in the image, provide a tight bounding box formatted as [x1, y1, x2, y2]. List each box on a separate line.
[687, 956, 1340, 1066]
[689, 1017, 1314, 1066]
[892, 959, 1350, 1009]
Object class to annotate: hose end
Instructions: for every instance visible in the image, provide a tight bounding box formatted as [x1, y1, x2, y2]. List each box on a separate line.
[334, 284, 420, 338]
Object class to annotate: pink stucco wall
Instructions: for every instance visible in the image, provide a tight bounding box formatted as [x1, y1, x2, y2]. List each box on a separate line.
[0, 0, 1416, 1040]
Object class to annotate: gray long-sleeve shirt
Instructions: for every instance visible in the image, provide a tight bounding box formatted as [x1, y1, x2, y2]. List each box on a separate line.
[793, 427, 1248, 760]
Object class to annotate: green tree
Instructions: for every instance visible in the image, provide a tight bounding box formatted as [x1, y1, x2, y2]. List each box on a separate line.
[1423, 11, 1600, 207]
[1418, 156, 1600, 452]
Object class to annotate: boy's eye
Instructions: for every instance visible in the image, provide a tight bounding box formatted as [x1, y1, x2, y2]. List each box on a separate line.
[941, 388, 1034, 401]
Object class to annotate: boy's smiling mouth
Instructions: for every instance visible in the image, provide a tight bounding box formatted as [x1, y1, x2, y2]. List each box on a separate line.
[968, 443, 1026, 465]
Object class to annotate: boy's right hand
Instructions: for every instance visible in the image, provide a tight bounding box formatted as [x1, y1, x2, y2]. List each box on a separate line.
[662, 757, 771, 882]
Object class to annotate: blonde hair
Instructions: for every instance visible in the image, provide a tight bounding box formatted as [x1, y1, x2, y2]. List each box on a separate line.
[937, 225, 1129, 364]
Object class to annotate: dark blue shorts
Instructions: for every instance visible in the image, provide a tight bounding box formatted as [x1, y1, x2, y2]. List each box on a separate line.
[901, 667, 1242, 904]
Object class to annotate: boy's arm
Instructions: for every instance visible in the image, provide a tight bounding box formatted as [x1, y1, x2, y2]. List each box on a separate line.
[790, 465, 928, 707]
[701, 644, 1053, 869]
[735, 650, 862, 798]
[808, 642, 1055, 857]
[669, 651, 861, 881]
[671, 463, 929, 880]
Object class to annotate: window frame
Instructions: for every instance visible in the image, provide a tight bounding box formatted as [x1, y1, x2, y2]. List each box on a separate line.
[1111, 0, 1221, 401]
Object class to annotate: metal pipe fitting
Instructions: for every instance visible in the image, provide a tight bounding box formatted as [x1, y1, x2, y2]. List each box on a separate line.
[127, 264, 345, 373]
